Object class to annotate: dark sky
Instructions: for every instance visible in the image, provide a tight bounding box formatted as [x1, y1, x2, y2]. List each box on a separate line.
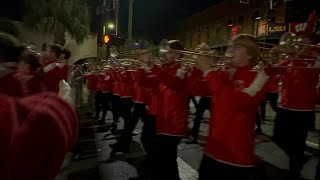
[118, 0, 222, 39]
[0, 0, 222, 40]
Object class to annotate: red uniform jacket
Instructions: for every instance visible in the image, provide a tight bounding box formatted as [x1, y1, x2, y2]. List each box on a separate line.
[96, 72, 114, 93]
[145, 62, 189, 136]
[187, 67, 211, 97]
[140, 65, 161, 116]
[0, 93, 78, 180]
[14, 72, 46, 97]
[83, 73, 98, 91]
[204, 66, 268, 167]
[132, 69, 149, 104]
[266, 58, 320, 111]
[110, 68, 121, 96]
[0, 63, 23, 97]
[118, 70, 134, 98]
[43, 62, 61, 93]
[57, 62, 69, 81]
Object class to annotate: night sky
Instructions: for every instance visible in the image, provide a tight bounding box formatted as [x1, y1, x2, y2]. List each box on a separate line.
[0, 0, 221, 40]
[119, 0, 222, 39]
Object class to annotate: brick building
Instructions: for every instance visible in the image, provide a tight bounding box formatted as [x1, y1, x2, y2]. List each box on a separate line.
[171, 0, 289, 51]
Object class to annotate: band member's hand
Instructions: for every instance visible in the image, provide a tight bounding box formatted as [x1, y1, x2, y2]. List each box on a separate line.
[195, 58, 212, 72]
[58, 80, 74, 108]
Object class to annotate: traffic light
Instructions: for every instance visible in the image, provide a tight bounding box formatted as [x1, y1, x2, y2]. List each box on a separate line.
[103, 34, 110, 44]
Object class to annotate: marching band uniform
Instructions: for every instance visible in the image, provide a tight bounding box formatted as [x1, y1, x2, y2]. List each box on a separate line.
[146, 60, 189, 180]
[111, 69, 135, 153]
[199, 66, 268, 179]
[94, 70, 114, 124]
[269, 56, 320, 178]
[187, 67, 212, 143]
[57, 61, 69, 81]
[43, 61, 62, 93]
[0, 92, 78, 180]
[109, 68, 121, 131]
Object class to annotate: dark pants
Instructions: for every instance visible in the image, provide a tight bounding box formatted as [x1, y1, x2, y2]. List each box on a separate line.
[153, 135, 182, 180]
[118, 103, 148, 148]
[198, 154, 253, 180]
[192, 96, 211, 141]
[141, 115, 156, 176]
[94, 92, 111, 120]
[260, 92, 278, 121]
[111, 94, 120, 123]
[256, 109, 262, 132]
[119, 97, 134, 129]
[273, 108, 315, 178]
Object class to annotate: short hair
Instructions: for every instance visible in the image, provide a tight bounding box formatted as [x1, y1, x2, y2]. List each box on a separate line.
[20, 50, 42, 72]
[63, 48, 71, 60]
[0, 32, 25, 62]
[230, 34, 259, 64]
[49, 44, 63, 58]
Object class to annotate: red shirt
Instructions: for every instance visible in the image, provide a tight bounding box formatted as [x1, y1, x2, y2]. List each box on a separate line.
[57, 62, 69, 81]
[0, 63, 23, 97]
[118, 70, 134, 97]
[132, 69, 149, 104]
[204, 66, 268, 167]
[0, 93, 78, 180]
[83, 73, 98, 91]
[267, 58, 320, 111]
[153, 62, 189, 136]
[187, 67, 211, 97]
[43, 62, 61, 93]
[110, 69, 121, 96]
[141, 65, 161, 116]
[96, 72, 114, 93]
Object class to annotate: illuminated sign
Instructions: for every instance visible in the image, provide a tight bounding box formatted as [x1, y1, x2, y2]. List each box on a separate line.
[268, 23, 288, 34]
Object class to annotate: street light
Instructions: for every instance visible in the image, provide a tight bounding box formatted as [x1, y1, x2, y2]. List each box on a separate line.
[108, 22, 115, 30]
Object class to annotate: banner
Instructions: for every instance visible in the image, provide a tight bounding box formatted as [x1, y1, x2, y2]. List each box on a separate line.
[289, 11, 317, 35]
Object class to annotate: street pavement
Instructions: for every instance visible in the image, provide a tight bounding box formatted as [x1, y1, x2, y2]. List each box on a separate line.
[55, 91, 320, 180]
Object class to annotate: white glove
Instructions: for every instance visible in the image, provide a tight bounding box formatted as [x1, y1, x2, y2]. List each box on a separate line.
[176, 68, 186, 79]
[58, 80, 74, 108]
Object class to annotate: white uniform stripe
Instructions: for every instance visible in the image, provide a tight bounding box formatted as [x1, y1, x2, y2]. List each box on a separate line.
[242, 71, 269, 97]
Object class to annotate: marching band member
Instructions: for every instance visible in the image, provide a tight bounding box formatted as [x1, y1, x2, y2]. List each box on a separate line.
[196, 34, 268, 179]
[268, 35, 320, 179]
[109, 66, 121, 132]
[94, 67, 114, 125]
[145, 40, 188, 180]
[15, 50, 45, 96]
[42, 44, 64, 93]
[187, 44, 213, 144]
[110, 64, 135, 154]
[0, 32, 78, 180]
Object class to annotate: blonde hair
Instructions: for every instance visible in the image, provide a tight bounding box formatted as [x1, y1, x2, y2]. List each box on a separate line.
[230, 34, 259, 64]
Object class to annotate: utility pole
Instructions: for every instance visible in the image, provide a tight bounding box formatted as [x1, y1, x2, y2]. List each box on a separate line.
[115, 0, 119, 35]
[128, 0, 134, 42]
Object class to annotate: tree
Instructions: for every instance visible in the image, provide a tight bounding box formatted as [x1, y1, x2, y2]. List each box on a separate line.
[23, 0, 90, 45]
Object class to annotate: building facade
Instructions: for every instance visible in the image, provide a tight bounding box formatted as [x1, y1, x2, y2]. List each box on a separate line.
[172, 0, 291, 51]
